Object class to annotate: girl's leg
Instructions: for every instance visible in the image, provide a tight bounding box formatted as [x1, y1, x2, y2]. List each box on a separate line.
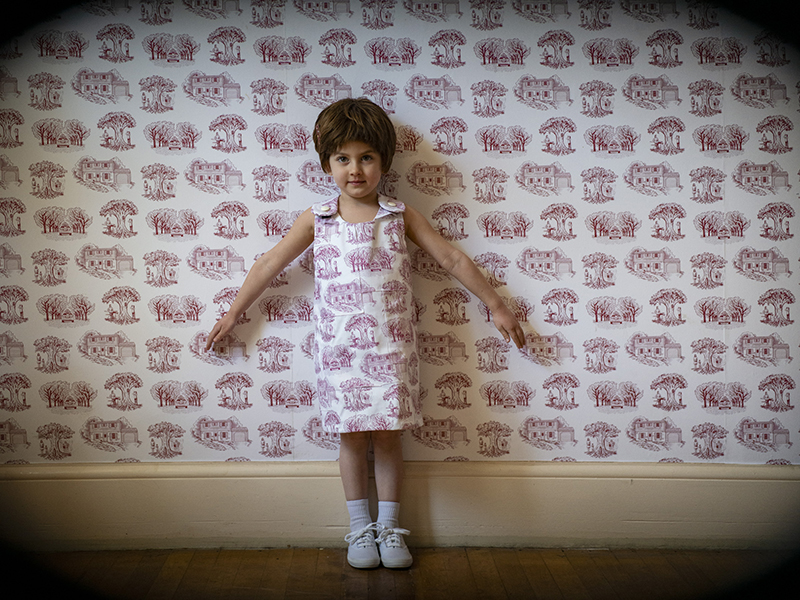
[338, 431, 370, 501]
[371, 431, 412, 568]
[339, 432, 380, 569]
[370, 430, 404, 503]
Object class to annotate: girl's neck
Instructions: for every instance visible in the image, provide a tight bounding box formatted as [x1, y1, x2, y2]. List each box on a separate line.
[337, 194, 380, 224]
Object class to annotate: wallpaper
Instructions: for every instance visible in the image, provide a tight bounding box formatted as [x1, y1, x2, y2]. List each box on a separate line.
[0, 0, 797, 465]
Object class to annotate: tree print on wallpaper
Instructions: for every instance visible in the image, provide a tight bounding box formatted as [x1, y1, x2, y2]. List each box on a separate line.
[0, 1, 797, 465]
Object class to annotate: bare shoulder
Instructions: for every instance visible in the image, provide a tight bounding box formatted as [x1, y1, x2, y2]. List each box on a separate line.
[402, 203, 424, 222]
[266, 207, 315, 266]
[294, 207, 315, 231]
[402, 204, 434, 241]
[284, 207, 315, 241]
[402, 203, 457, 263]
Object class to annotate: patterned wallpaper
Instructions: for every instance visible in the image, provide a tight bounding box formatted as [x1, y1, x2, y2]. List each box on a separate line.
[0, 0, 797, 465]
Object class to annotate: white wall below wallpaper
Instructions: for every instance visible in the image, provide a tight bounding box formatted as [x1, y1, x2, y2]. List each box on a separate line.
[0, 0, 798, 466]
[2, 461, 799, 550]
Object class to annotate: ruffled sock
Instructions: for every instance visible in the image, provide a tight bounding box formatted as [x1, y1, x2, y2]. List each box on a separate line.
[346, 498, 372, 531]
[377, 500, 400, 529]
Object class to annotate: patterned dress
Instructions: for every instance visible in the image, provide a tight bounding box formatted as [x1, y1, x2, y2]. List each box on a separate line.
[312, 195, 422, 433]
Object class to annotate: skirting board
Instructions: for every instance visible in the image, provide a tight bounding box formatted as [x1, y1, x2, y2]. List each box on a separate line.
[1, 461, 799, 552]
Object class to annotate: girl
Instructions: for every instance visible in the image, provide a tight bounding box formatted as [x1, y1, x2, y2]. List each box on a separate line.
[206, 98, 524, 569]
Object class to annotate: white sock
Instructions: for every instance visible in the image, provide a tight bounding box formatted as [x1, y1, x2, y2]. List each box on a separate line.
[377, 501, 400, 529]
[346, 499, 371, 532]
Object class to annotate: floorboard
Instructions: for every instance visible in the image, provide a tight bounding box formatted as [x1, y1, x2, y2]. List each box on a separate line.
[411, 548, 449, 600]
[492, 548, 538, 599]
[517, 547, 565, 600]
[466, 547, 509, 600]
[202, 547, 243, 599]
[438, 547, 480, 599]
[5, 546, 796, 599]
[172, 549, 218, 600]
[580, 550, 621, 600]
[562, 550, 619, 600]
[540, 549, 593, 600]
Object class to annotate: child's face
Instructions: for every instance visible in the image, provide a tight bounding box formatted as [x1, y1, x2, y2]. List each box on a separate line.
[327, 140, 383, 204]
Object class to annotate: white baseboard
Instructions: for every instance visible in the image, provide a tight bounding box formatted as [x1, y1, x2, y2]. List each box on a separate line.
[2, 461, 799, 552]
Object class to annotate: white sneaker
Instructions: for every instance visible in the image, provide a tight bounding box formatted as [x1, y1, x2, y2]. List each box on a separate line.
[376, 525, 413, 569]
[345, 523, 380, 569]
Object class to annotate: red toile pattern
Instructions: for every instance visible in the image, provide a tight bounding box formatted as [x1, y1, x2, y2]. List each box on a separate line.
[0, 1, 796, 466]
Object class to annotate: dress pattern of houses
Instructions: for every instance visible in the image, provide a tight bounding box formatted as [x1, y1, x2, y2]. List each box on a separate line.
[312, 196, 421, 434]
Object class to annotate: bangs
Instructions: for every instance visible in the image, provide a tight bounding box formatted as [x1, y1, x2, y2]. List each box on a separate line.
[314, 98, 397, 172]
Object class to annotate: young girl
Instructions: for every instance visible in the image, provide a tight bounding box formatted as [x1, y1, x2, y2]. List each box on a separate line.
[206, 98, 524, 569]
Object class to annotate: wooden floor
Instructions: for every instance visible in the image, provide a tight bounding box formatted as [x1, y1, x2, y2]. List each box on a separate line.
[9, 547, 797, 599]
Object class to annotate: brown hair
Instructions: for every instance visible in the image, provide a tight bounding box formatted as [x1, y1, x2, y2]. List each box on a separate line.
[313, 98, 397, 173]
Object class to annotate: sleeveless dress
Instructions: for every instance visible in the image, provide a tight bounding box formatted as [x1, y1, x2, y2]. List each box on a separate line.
[311, 195, 422, 434]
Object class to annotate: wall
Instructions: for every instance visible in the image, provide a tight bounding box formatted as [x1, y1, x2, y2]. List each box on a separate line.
[2, 460, 800, 550]
[0, 0, 799, 550]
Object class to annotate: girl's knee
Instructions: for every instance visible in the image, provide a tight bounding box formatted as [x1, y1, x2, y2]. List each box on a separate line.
[340, 431, 371, 449]
[371, 430, 402, 450]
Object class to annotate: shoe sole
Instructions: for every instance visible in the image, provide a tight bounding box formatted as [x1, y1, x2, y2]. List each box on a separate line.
[380, 557, 413, 569]
[347, 556, 381, 569]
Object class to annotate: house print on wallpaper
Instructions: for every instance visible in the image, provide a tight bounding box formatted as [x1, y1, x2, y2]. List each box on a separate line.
[0, 1, 797, 466]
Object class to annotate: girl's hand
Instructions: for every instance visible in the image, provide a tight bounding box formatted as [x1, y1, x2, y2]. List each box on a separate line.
[205, 314, 236, 351]
[491, 304, 525, 349]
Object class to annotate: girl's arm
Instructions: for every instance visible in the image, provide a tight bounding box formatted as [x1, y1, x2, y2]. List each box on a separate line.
[205, 208, 315, 350]
[403, 205, 525, 349]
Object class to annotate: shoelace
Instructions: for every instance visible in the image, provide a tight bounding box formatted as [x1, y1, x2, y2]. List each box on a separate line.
[344, 523, 379, 548]
[376, 526, 411, 548]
